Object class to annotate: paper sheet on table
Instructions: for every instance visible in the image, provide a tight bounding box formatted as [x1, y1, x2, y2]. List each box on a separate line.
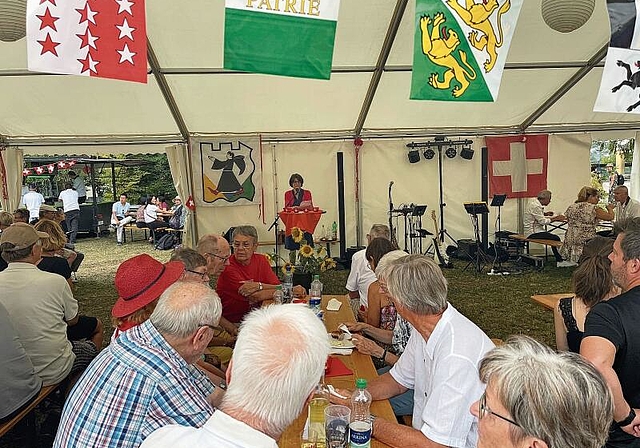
[326, 298, 342, 311]
[330, 347, 353, 355]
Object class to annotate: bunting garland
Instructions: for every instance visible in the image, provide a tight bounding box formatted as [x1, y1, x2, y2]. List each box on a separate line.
[23, 159, 77, 176]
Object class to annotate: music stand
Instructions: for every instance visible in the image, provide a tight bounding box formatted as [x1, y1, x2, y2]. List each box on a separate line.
[488, 194, 509, 274]
[462, 202, 490, 273]
[409, 205, 428, 254]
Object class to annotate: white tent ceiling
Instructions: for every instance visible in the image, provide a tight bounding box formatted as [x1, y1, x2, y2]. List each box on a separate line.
[1, 0, 638, 150]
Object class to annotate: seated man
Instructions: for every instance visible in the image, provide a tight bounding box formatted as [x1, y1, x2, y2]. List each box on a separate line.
[0, 223, 98, 386]
[40, 204, 84, 281]
[111, 193, 135, 245]
[140, 304, 330, 448]
[0, 301, 43, 423]
[346, 224, 390, 316]
[523, 190, 567, 266]
[217, 226, 300, 323]
[53, 282, 222, 448]
[473, 335, 612, 448]
[613, 185, 640, 222]
[335, 254, 494, 447]
[196, 233, 232, 280]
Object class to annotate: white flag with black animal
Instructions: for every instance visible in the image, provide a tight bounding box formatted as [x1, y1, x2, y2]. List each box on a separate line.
[594, 0, 640, 113]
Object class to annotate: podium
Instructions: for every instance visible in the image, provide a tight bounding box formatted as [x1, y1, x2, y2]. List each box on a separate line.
[278, 209, 324, 236]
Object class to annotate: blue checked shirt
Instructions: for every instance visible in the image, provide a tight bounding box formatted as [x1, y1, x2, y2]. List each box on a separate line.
[53, 320, 215, 448]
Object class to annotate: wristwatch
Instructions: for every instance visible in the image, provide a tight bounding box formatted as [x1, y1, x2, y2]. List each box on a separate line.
[258, 282, 263, 291]
[618, 408, 636, 427]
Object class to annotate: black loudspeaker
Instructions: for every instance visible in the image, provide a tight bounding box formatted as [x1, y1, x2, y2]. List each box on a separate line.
[408, 150, 420, 163]
[223, 227, 235, 244]
[457, 239, 478, 259]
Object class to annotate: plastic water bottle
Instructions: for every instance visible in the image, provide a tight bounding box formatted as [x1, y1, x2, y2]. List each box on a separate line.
[350, 378, 372, 448]
[272, 285, 283, 305]
[331, 221, 338, 240]
[283, 265, 294, 303]
[309, 274, 323, 315]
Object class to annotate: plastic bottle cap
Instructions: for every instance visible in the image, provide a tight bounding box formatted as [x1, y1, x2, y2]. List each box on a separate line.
[313, 274, 320, 280]
[276, 285, 282, 290]
[356, 378, 367, 388]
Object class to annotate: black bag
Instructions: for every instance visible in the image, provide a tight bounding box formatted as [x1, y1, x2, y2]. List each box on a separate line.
[168, 205, 184, 230]
[617, 173, 625, 185]
[155, 233, 178, 250]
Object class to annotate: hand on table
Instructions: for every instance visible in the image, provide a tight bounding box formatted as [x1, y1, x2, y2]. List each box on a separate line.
[328, 387, 352, 406]
[342, 321, 370, 333]
[238, 280, 260, 297]
[351, 334, 383, 358]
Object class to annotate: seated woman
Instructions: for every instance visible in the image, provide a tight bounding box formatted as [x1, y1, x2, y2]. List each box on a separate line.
[554, 236, 618, 352]
[144, 196, 169, 241]
[561, 186, 614, 264]
[135, 196, 148, 228]
[362, 238, 397, 354]
[343, 250, 414, 416]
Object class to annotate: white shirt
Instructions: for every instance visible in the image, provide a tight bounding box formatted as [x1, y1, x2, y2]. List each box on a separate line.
[72, 176, 86, 197]
[0, 263, 77, 385]
[22, 191, 45, 220]
[58, 189, 79, 212]
[390, 304, 494, 448]
[346, 249, 376, 308]
[615, 197, 640, 222]
[523, 198, 550, 235]
[141, 409, 278, 448]
[144, 204, 159, 224]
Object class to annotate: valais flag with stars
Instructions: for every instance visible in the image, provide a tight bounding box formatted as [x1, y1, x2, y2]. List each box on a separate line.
[26, 0, 147, 83]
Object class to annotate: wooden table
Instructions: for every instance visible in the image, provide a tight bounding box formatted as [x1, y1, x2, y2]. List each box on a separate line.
[277, 295, 396, 448]
[531, 293, 572, 310]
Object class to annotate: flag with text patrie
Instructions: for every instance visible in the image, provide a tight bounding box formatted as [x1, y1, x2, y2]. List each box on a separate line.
[411, 0, 522, 101]
[26, 0, 147, 83]
[224, 0, 340, 80]
[594, 0, 640, 114]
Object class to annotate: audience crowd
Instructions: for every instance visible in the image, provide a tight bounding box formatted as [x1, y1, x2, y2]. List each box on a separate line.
[2, 180, 640, 448]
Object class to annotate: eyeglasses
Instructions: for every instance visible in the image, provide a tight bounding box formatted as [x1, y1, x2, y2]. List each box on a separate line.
[206, 252, 230, 263]
[185, 269, 208, 280]
[478, 392, 519, 427]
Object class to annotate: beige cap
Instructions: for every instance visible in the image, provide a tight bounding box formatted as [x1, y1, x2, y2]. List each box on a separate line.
[0, 223, 48, 252]
[39, 204, 57, 212]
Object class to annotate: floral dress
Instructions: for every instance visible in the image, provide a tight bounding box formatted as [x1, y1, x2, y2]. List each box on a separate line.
[561, 202, 596, 263]
[372, 303, 397, 369]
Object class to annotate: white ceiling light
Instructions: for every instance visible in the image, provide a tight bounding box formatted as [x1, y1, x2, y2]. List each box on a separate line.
[0, 0, 26, 42]
[541, 0, 595, 33]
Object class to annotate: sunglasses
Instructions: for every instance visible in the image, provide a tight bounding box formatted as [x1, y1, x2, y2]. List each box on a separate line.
[478, 392, 519, 427]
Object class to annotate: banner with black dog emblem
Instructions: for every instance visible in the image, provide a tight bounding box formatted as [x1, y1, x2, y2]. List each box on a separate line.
[594, 0, 640, 114]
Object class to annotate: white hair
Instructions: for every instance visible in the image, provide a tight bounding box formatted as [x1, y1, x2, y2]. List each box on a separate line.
[480, 336, 613, 448]
[221, 304, 330, 435]
[150, 282, 222, 337]
[375, 250, 407, 279]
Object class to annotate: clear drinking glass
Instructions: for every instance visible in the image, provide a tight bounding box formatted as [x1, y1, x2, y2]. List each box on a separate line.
[324, 405, 350, 448]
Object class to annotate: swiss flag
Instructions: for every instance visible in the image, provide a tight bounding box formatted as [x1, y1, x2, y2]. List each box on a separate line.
[486, 135, 548, 199]
[27, 0, 147, 83]
[185, 195, 196, 211]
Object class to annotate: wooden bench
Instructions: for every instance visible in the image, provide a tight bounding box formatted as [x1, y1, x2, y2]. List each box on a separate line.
[122, 224, 149, 243]
[531, 293, 572, 311]
[0, 383, 60, 444]
[509, 234, 563, 261]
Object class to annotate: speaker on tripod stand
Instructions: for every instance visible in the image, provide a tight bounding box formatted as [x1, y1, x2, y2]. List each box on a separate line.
[462, 202, 491, 273]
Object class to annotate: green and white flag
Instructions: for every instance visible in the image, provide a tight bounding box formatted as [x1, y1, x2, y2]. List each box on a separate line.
[411, 0, 522, 101]
[224, 0, 340, 80]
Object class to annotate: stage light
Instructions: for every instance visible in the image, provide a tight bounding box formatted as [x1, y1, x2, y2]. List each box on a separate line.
[423, 149, 435, 160]
[445, 147, 457, 159]
[408, 150, 420, 164]
[460, 146, 474, 160]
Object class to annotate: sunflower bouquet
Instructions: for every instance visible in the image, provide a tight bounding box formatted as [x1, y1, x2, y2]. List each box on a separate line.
[267, 227, 336, 274]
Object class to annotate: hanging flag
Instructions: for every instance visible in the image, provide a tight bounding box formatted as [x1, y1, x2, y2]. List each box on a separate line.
[224, 0, 340, 80]
[26, 0, 147, 83]
[192, 137, 262, 207]
[486, 135, 548, 198]
[594, 0, 640, 114]
[411, 0, 523, 101]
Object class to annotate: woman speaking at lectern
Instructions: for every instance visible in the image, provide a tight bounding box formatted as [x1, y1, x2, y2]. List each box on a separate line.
[284, 173, 314, 250]
[284, 173, 313, 210]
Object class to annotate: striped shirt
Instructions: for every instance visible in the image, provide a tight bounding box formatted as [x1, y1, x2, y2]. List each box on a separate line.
[53, 320, 215, 448]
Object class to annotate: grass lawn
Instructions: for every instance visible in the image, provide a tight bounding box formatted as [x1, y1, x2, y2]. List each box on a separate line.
[73, 236, 571, 347]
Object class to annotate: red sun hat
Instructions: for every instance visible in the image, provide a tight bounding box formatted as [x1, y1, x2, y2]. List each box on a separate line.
[112, 254, 185, 318]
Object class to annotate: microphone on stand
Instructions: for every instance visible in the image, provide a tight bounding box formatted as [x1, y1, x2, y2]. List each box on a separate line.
[388, 181, 394, 211]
